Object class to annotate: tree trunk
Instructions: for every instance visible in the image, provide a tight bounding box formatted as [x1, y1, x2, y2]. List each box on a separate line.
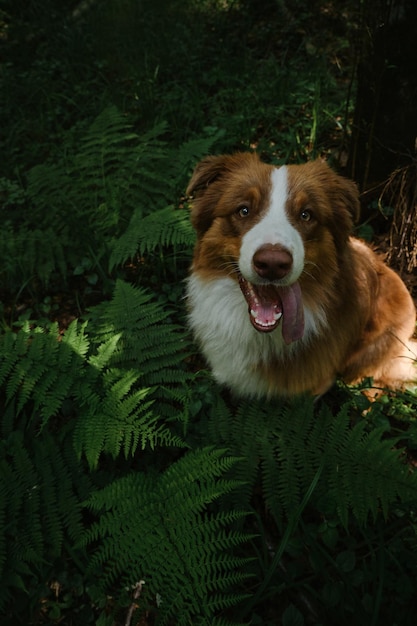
[348, 0, 417, 191]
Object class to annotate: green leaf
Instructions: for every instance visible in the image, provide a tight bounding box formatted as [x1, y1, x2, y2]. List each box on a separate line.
[282, 604, 305, 626]
[336, 550, 356, 573]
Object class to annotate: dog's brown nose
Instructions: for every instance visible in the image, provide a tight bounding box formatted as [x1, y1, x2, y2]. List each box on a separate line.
[253, 244, 293, 280]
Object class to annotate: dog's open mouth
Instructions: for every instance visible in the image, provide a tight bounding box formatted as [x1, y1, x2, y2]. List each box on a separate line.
[238, 275, 304, 343]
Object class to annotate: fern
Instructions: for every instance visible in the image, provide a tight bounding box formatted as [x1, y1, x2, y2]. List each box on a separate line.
[0, 280, 191, 467]
[0, 428, 91, 611]
[81, 447, 252, 625]
[108, 130, 221, 272]
[1, 106, 219, 293]
[0, 277, 201, 616]
[0, 320, 91, 425]
[0, 226, 68, 289]
[1, 283, 416, 622]
[27, 107, 170, 225]
[109, 205, 195, 271]
[87, 279, 192, 385]
[322, 405, 415, 525]
[206, 395, 417, 529]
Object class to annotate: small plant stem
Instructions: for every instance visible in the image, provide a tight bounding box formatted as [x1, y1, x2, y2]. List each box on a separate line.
[124, 580, 145, 626]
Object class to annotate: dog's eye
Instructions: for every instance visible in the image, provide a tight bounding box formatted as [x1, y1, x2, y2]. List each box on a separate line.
[300, 209, 313, 222]
[237, 206, 250, 218]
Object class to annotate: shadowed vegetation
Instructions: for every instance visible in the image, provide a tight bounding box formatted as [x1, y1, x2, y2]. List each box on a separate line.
[0, 1, 416, 624]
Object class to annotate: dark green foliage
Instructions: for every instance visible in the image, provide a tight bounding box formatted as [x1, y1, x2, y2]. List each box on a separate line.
[86, 279, 190, 383]
[0, 282, 253, 623]
[0, 107, 217, 294]
[204, 396, 417, 528]
[109, 205, 196, 272]
[0, 427, 91, 612]
[82, 448, 252, 625]
[1, 1, 417, 624]
[0, 280, 190, 468]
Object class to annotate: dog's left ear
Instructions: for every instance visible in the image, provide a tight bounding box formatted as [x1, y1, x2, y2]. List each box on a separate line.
[309, 161, 360, 246]
[333, 171, 361, 224]
[330, 168, 361, 248]
[312, 160, 360, 222]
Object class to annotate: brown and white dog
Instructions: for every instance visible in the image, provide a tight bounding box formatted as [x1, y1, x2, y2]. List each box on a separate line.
[186, 152, 417, 398]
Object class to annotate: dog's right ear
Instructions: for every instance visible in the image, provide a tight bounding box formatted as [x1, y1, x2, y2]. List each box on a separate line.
[186, 155, 230, 198]
[187, 152, 258, 235]
[186, 155, 232, 236]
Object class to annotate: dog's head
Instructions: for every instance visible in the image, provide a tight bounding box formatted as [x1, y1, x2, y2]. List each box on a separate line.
[187, 152, 359, 342]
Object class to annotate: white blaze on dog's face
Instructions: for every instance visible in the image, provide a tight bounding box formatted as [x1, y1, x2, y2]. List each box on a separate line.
[237, 166, 306, 341]
[238, 167, 305, 285]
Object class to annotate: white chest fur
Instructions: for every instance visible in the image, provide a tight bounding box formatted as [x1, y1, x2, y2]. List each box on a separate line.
[186, 273, 325, 397]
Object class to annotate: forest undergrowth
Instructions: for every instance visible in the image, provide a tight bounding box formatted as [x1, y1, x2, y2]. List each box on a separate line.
[1, 1, 417, 624]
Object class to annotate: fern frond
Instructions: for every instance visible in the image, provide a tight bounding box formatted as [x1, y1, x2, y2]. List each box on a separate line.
[109, 205, 195, 271]
[74, 108, 171, 215]
[0, 226, 68, 288]
[205, 396, 417, 528]
[0, 320, 93, 427]
[323, 406, 415, 525]
[88, 279, 192, 384]
[108, 127, 221, 272]
[82, 447, 252, 625]
[0, 430, 90, 611]
[65, 279, 192, 465]
[2, 107, 176, 292]
[0, 279, 191, 465]
[72, 367, 175, 468]
[1, 106, 221, 292]
[165, 131, 225, 186]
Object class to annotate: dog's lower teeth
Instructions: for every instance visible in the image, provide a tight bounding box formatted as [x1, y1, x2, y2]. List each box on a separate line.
[251, 310, 283, 325]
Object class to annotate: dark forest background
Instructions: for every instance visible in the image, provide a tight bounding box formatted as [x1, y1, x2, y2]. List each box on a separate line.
[1, 1, 417, 625]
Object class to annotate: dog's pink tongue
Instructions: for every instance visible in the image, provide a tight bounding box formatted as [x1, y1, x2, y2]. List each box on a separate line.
[280, 282, 304, 344]
[239, 277, 304, 343]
